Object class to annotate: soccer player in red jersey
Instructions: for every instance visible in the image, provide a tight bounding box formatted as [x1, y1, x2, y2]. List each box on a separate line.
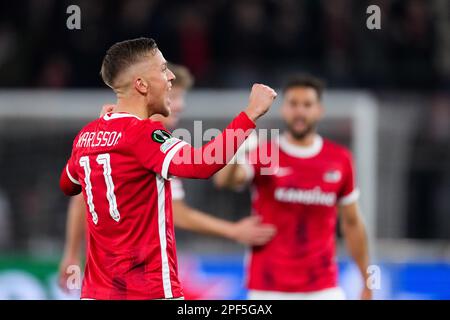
[214, 75, 372, 300]
[59, 38, 277, 300]
[58, 64, 276, 293]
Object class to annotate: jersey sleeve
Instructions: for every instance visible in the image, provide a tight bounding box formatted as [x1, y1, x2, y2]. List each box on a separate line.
[168, 112, 256, 179]
[338, 149, 360, 206]
[66, 155, 80, 185]
[60, 136, 82, 196]
[131, 121, 188, 180]
[131, 112, 255, 180]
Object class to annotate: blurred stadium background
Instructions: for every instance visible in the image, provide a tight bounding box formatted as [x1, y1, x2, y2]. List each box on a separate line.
[0, 0, 449, 299]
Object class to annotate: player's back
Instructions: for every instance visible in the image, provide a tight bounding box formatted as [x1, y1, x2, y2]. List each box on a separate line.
[68, 112, 182, 299]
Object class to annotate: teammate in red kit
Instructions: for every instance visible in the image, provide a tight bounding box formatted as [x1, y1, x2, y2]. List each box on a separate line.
[59, 37, 277, 300]
[58, 64, 276, 294]
[214, 75, 372, 300]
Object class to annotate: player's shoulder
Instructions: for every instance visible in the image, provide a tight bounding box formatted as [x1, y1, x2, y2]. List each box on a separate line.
[73, 118, 101, 141]
[131, 118, 169, 135]
[124, 117, 171, 145]
[75, 113, 143, 138]
[322, 138, 353, 159]
[80, 117, 101, 131]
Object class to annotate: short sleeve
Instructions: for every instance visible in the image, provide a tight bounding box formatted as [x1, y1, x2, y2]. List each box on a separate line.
[338, 150, 360, 206]
[131, 121, 187, 180]
[60, 133, 82, 195]
[65, 155, 80, 186]
[65, 132, 82, 185]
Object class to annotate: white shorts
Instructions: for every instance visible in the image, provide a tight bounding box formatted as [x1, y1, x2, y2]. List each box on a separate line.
[247, 287, 346, 300]
[81, 296, 185, 300]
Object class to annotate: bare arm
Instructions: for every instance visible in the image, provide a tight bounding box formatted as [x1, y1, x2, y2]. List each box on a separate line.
[340, 201, 372, 299]
[173, 200, 275, 246]
[213, 163, 250, 190]
[58, 194, 85, 291]
[214, 131, 258, 190]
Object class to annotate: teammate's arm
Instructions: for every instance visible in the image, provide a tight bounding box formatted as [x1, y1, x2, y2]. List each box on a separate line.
[173, 200, 275, 246]
[339, 201, 372, 300]
[214, 132, 258, 190]
[58, 194, 85, 291]
[213, 163, 250, 190]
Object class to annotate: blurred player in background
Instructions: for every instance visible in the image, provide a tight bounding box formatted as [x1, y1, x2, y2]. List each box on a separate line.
[59, 37, 277, 299]
[58, 63, 276, 292]
[215, 75, 371, 300]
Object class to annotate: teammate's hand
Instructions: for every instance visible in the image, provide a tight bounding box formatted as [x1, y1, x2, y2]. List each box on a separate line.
[58, 254, 81, 293]
[245, 84, 277, 122]
[361, 286, 373, 300]
[99, 104, 116, 118]
[230, 216, 276, 246]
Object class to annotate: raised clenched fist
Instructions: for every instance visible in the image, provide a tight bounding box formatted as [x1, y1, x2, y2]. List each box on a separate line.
[245, 84, 277, 122]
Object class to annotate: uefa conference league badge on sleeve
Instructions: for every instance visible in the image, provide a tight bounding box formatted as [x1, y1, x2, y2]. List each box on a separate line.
[152, 129, 172, 143]
[152, 129, 181, 154]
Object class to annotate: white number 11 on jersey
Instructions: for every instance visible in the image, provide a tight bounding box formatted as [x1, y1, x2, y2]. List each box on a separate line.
[79, 153, 120, 224]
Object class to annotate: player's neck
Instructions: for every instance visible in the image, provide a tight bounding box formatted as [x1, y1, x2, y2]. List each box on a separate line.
[285, 131, 317, 147]
[114, 96, 150, 120]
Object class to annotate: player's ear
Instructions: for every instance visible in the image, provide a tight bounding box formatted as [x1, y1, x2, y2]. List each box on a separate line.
[135, 78, 149, 94]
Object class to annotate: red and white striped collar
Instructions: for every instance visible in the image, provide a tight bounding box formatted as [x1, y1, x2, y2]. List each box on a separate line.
[278, 134, 323, 158]
[103, 112, 142, 121]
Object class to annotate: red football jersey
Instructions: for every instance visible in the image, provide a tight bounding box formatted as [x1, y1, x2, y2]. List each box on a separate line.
[61, 111, 255, 299]
[244, 134, 359, 293]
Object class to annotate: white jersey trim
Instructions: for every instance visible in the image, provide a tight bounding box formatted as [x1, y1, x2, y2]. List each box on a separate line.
[103, 112, 142, 121]
[248, 287, 346, 300]
[161, 141, 188, 180]
[279, 134, 323, 158]
[156, 175, 173, 298]
[338, 188, 360, 206]
[66, 165, 80, 185]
